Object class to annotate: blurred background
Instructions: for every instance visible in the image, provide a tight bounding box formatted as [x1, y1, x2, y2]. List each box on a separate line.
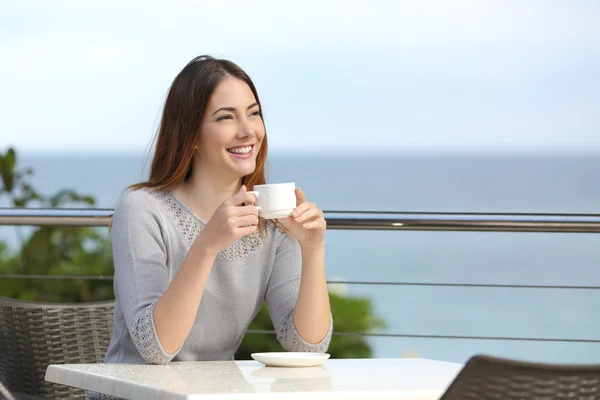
[1, 0, 599, 364]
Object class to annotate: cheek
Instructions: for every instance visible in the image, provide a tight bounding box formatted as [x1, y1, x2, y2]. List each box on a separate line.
[254, 121, 266, 141]
[199, 126, 232, 150]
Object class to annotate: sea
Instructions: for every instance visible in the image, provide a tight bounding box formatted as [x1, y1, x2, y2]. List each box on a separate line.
[1, 150, 599, 365]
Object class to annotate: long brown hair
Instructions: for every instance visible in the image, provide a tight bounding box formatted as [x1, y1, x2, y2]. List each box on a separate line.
[129, 55, 275, 236]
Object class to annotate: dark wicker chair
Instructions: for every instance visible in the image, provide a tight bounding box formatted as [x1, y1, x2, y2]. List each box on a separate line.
[0, 297, 115, 400]
[1, 379, 16, 400]
[1, 378, 47, 400]
[440, 354, 600, 399]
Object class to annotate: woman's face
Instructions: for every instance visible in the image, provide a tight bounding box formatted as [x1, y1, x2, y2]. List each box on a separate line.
[195, 76, 265, 180]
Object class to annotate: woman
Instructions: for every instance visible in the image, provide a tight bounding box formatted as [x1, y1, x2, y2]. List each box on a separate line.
[103, 55, 333, 367]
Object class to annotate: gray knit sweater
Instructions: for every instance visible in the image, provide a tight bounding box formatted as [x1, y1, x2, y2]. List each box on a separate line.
[103, 187, 333, 366]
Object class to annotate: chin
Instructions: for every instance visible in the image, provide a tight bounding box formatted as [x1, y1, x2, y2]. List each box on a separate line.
[230, 163, 256, 178]
[222, 149, 259, 178]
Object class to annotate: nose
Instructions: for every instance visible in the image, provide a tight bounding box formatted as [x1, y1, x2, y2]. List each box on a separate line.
[236, 117, 256, 140]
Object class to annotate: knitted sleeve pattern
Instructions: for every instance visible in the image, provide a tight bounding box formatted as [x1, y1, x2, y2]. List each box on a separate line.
[265, 231, 333, 353]
[110, 189, 181, 365]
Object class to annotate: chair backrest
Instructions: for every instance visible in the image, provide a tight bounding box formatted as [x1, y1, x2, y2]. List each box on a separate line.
[0, 297, 115, 400]
[440, 354, 600, 400]
[0, 379, 16, 400]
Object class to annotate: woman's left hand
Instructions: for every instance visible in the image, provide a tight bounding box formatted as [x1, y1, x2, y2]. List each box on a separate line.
[280, 188, 326, 248]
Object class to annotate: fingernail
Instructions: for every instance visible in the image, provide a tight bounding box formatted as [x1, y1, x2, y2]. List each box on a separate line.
[291, 209, 298, 217]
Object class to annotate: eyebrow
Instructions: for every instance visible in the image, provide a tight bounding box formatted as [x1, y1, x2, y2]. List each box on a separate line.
[212, 102, 258, 116]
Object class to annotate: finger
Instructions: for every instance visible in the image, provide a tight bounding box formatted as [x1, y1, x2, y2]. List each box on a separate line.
[227, 186, 257, 206]
[225, 185, 247, 205]
[236, 214, 259, 227]
[295, 187, 306, 206]
[235, 225, 258, 236]
[291, 201, 316, 218]
[302, 218, 327, 230]
[232, 204, 259, 216]
[292, 207, 323, 223]
[245, 191, 257, 206]
[240, 192, 257, 206]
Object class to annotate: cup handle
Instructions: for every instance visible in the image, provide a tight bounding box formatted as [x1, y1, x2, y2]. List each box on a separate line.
[248, 191, 261, 211]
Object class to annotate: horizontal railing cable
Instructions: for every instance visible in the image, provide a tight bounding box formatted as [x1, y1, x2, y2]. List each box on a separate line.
[1, 208, 600, 233]
[2, 275, 599, 291]
[245, 330, 600, 344]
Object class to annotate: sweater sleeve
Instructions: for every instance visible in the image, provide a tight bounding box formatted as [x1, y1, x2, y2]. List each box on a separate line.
[110, 190, 180, 364]
[264, 232, 333, 353]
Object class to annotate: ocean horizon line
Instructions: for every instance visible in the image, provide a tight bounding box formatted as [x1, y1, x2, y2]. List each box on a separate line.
[8, 145, 600, 159]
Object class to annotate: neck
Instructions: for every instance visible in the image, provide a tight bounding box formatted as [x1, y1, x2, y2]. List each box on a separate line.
[179, 164, 241, 221]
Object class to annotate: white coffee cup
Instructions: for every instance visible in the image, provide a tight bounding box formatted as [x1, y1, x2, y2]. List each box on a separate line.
[249, 182, 297, 219]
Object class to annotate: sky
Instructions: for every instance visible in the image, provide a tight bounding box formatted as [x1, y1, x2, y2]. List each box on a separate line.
[0, 0, 599, 154]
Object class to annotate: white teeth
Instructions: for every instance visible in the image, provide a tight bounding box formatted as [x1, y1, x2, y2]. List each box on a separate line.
[228, 146, 252, 154]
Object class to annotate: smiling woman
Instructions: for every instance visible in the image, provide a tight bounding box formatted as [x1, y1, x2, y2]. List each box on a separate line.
[93, 55, 332, 397]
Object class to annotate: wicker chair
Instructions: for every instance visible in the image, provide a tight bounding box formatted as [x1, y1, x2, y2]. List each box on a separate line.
[440, 354, 600, 400]
[0, 297, 115, 400]
[1, 379, 16, 400]
[1, 378, 47, 400]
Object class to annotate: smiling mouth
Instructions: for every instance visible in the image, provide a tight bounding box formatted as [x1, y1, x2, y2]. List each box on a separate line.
[227, 145, 253, 155]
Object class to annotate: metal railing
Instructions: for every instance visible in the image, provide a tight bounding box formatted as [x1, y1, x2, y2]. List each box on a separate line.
[1, 208, 600, 345]
[2, 208, 600, 232]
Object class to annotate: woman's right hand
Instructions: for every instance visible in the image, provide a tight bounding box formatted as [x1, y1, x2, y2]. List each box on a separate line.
[195, 185, 259, 257]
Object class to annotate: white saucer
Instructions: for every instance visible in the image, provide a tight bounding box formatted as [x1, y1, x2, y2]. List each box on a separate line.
[259, 208, 294, 220]
[251, 352, 330, 367]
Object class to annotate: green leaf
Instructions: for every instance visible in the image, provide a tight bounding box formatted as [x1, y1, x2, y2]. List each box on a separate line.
[47, 189, 96, 207]
[13, 198, 27, 207]
[5, 148, 16, 172]
[1, 171, 14, 192]
[1, 150, 25, 194]
[81, 196, 96, 206]
[20, 227, 55, 275]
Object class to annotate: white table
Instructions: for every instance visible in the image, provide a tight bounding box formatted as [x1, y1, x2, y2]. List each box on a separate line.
[45, 358, 463, 400]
